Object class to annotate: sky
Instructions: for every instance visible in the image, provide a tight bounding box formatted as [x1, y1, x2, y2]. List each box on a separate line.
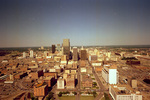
[0, 0, 150, 47]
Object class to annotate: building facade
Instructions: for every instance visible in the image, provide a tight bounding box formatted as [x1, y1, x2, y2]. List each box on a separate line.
[52, 45, 55, 53]
[63, 39, 70, 60]
[23, 52, 26, 58]
[56, 44, 61, 52]
[73, 47, 78, 61]
[34, 82, 48, 97]
[30, 50, 33, 58]
[102, 65, 119, 84]
[80, 50, 87, 60]
[109, 85, 142, 100]
[57, 77, 64, 89]
[66, 76, 75, 89]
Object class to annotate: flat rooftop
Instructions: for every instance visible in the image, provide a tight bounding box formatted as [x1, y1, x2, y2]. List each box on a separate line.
[35, 82, 47, 88]
[104, 64, 117, 69]
[110, 84, 141, 95]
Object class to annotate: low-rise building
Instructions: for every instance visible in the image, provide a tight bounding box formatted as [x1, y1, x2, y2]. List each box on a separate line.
[44, 72, 57, 79]
[82, 75, 92, 88]
[14, 72, 28, 80]
[66, 75, 75, 89]
[30, 70, 43, 79]
[81, 67, 86, 73]
[57, 77, 64, 89]
[109, 84, 142, 100]
[131, 79, 137, 89]
[34, 82, 48, 97]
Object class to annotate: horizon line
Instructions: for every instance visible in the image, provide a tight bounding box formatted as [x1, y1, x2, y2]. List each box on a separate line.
[0, 44, 150, 48]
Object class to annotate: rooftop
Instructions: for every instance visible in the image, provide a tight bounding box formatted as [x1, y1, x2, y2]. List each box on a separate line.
[34, 82, 47, 88]
[104, 64, 117, 69]
[110, 84, 141, 95]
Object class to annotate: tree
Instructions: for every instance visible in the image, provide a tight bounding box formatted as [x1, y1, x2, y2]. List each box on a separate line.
[93, 82, 97, 87]
[48, 92, 53, 98]
[66, 91, 70, 94]
[104, 93, 110, 100]
[46, 97, 50, 100]
[72, 92, 77, 95]
[46, 92, 54, 100]
[92, 91, 97, 97]
[58, 92, 62, 97]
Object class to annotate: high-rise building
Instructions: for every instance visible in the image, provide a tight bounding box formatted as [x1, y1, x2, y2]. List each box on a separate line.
[63, 39, 70, 47]
[30, 50, 33, 58]
[106, 51, 111, 58]
[63, 39, 70, 60]
[73, 47, 78, 61]
[52, 45, 55, 53]
[23, 52, 26, 58]
[44, 51, 48, 57]
[56, 44, 61, 52]
[102, 64, 119, 84]
[89, 55, 97, 61]
[80, 50, 87, 60]
[41, 46, 44, 50]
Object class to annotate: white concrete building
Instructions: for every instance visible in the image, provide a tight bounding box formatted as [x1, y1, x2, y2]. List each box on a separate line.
[57, 77, 64, 89]
[23, 52, 26, 58]
[102, 64, 119, 84]
[61, 61, 67, 65]
[30, 50, 33, 58]
[49, 68, 56, 72]
[109, 84, 142, 100]
[81, 67, 86, 73]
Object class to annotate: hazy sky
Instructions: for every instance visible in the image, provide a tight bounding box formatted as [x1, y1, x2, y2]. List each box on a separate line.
[0, 0, 150, 47]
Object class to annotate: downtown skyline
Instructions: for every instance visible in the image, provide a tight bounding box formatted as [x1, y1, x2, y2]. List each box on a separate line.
[0, 0, 150, 47]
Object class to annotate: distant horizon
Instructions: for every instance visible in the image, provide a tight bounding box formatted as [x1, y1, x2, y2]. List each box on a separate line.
[1, 44, 150, 48]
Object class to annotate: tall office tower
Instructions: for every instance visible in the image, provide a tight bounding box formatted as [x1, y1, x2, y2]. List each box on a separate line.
[81, 46, 84, 50]
[41, 46, 44, 50]
[73, 47, 78, 61]
[107, 51, 111, 58]
[56, 44, 60, 52]
[44, 51, 48, 57]
[63, 39, 70, 47]
[30, 50, 33, 58]
[23, 52, 26, 58]
[52, 45, 55, 53]
[80, 50, 87, 60]
[63, 39, 70, 60]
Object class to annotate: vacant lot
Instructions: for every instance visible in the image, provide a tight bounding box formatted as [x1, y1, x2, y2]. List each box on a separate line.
[80, 96, 94, 100]
[58, 96, 75, 100]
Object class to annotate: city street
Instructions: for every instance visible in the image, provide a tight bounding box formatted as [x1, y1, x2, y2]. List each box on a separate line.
[88, 60, 107, 100]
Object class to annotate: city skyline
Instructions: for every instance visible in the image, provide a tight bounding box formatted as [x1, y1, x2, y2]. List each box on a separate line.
[0, 0, 150, 47]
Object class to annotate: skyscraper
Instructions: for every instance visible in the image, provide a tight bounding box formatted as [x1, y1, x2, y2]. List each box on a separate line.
[44, 51, 48, 57]
[56, 44, 60, 52]
[63, 39, 70, 47]
[73, 47, 78, 61]
[41, 46, 44, 50]
[23, 52, 26, 58]
[52, 45, 55, 53]
[30, 50, 33, 58]
[63, 39, 70, 60]
[80, 50, 87, 60]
